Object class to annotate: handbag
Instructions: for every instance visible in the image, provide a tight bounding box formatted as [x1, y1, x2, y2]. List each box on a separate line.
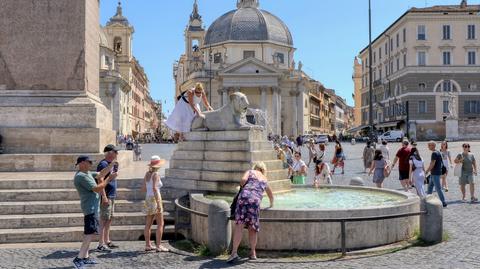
[230, 178, 250, 217]
[454, 163, 462, 177]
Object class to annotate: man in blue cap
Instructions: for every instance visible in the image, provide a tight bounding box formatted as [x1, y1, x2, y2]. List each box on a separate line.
[96, 144, 120, 252]
[72, 155, 117, 269]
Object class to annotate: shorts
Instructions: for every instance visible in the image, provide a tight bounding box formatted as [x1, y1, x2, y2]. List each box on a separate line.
[399, 170, 409, 181]
[100, 198, 115, 220]
[84, 213, 99, 235]
[459, 174, 475, 185]
[143, 195, 163, 216]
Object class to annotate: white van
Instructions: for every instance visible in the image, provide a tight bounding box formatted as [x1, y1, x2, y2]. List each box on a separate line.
[379, 130, 404, 142]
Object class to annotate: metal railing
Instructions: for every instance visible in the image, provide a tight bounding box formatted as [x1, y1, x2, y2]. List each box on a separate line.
[174, 196, 426, 256]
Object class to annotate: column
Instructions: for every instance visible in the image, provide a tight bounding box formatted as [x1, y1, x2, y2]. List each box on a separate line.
[260, 87, 267, 112]
[272, 87, 281, 135]
[290, 90, 299, 136]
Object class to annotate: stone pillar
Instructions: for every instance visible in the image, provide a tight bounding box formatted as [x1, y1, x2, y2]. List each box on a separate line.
[420, 195, 443, 244]
[290, 91, 299, 136]
[207, 200, 231, 256]
[272, 87, 281, 135]
[221, 88, 228, 107]
[260, 87, 267, 112]
[0, 1, 115, 160]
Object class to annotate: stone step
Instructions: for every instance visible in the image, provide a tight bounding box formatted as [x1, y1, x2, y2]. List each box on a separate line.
[0, 212, 174, 229]
[176, 141, 273, 152]
[169, 159, 283, 172]
[171, 150, 277, 162]
[0, 150, 133, 172]
[165, 168, 288, 182]
[0, 200, 175, 215]
[184, 129, 266, 141]
[0, 225, 175, 243]
[0, 177, 143, 190]
[163, 177, 291, 194]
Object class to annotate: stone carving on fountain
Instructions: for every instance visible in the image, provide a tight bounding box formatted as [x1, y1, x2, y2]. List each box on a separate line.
[164, 92, 291, 194]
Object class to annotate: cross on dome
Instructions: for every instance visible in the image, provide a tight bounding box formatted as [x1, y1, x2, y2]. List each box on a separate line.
[237, 0, 259, 9]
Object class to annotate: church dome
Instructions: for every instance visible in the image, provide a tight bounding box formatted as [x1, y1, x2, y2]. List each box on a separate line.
[204, 1, 293, 47]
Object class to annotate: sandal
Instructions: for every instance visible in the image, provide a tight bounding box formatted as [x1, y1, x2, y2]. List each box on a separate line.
[145, 246, 156, 252]
[156, 246, 169, 252]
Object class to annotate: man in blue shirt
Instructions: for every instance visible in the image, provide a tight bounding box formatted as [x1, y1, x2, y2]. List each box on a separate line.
[96, 144, 120, 251]
[73, 156, 117, 269]
[426, 141, 447, 207]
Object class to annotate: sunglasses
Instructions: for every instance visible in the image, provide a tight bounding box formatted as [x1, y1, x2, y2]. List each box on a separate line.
[464, 145, 471, 148]
[295, 155, 300, 157]
[194, 91, 202, 94]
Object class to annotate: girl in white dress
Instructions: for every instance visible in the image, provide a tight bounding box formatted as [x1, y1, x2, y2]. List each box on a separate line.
[165, 83, 213, 140]
[408, 148, 426, 197]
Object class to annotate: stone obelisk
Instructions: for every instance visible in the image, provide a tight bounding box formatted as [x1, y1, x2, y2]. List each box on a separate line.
[0, 0, 116, 170]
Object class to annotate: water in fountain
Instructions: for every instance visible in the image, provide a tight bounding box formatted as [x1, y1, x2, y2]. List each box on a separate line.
[247, 108, 273, 134]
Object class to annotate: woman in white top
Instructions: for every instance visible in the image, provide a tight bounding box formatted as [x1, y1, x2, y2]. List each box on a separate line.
[408, 148, 426, 197]
[440, 141, 453, 192]
[379, 140, 390, 162]
[289, 151, 307, 179]
[142, 156, 168, 252]
[314, 159, 332, 187]
[165, 83, 213, 140]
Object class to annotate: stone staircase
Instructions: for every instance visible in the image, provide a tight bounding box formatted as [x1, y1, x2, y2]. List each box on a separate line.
[0, 163, 185, 243]
[164, 129, 292, 194]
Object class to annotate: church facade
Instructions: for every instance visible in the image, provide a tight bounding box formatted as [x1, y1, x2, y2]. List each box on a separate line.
[173, 0, 332, 136]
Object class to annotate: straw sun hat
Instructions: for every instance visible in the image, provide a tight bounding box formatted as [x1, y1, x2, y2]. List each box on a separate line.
[148, 155, 165, 168]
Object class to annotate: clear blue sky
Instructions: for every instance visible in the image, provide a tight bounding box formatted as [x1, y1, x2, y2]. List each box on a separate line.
[100, 0, 464, 115]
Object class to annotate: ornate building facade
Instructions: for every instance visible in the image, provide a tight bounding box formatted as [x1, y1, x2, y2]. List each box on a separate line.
[174, 0, 338, 136]
[100, 2, 159, 139]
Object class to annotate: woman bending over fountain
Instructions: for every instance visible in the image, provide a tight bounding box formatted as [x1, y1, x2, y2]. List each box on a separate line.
[228, 162, 274, 263]
[165, 83, 213, 141]
[314, 159, 332, 187]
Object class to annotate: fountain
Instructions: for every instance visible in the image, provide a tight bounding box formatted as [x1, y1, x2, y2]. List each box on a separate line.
[168, 92, 420, 252]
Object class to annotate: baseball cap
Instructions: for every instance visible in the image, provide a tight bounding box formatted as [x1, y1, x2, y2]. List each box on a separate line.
[76, 155, 94, 165]
[103, 144, 120, 153]
[402, 138, 409, 145]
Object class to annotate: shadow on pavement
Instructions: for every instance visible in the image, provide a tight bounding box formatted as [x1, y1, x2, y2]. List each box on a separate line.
[41, 250, 77, 260]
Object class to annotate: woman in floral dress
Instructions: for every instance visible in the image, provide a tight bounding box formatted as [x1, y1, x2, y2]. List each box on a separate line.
[227, 162, 274, 263]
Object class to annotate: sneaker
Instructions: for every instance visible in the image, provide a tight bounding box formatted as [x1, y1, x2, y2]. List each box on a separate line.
[73, 257, 84, 269]
[226, 254, 239, 263]
[96, 245, 111, 252]
[442, 203, 448, 208]
[82, 257, 98, 265]
[107, 241, 119, 249]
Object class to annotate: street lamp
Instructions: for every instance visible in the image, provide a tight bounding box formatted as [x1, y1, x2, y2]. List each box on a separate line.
[368, 0, 374, 140]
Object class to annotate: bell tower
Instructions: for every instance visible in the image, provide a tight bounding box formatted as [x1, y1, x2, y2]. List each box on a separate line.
[185, 0, 205, 73]
[104, 1, 134, 63]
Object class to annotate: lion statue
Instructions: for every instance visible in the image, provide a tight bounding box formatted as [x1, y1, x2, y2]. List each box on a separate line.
[191, 92, 262, 131]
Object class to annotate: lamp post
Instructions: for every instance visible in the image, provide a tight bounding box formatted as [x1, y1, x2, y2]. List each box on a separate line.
[368, 0, 374, 140]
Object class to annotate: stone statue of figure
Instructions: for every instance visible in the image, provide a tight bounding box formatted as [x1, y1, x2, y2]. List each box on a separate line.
[298, 61, 303, 72]
[447, 92, 457, 119]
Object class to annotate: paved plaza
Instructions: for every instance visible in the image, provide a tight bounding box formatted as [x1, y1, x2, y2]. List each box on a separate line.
[2, 141, 480, 269]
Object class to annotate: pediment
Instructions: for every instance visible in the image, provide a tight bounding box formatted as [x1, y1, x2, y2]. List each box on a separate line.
[219, 58, 282, 76]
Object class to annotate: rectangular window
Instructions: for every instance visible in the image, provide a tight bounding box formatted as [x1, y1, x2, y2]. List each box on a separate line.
[379, 68, 382, 79]
[465, 101, 480, 114]
[468, 25, 476, 40]
[373, 52, 376, 64]
[396, 33, 400, 47]
[403, 28, 406, 43]
[396, 58, 400, 70]
[213, 53, 222, 64]
[443, 101, 449, 114]
[443, 51, 451, 65]
[390, 38, 393, 51]
[419, 100, 427, 113]
[443, 80, 452, 92]
[403, 53, 407, 67]
[243, 50, 255, 59]
[418, 51, 426, 66]
[442, 25, 451, 40]
[385, 42, 388, 55]
[468, 51, 476, 65]
[418, 25, 426, 40]
[379, 47, 382, 59]
[390, 61, 394, 73]
[274, 52, 285, 64]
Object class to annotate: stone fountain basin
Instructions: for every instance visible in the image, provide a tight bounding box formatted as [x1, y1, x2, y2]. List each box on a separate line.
[190, 185, 420, 251]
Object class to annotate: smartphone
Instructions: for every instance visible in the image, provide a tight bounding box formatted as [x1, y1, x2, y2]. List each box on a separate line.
[113, 162, 119, 173]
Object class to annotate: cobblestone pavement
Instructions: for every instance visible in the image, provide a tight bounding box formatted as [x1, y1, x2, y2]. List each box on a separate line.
[2, 141, 480, 269]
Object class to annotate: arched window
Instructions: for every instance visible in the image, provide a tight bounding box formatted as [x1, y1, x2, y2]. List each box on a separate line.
[433, 79, 461, 92]
[114, 37, 122, 54]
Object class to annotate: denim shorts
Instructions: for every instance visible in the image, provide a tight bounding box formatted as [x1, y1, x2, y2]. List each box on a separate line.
[84, 213, 99, 235]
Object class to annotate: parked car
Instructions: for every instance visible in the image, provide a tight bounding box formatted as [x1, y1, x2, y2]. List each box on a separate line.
[379, 130, 404, 142]
[314, 135, 329, 144]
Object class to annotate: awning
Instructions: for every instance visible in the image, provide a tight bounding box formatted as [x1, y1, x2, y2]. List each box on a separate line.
[347, 125, 371, 133]
[375, 120, 403, 129]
